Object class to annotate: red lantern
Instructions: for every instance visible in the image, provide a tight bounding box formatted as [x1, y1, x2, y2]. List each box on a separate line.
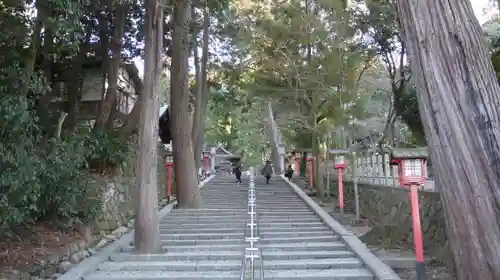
[389, 148, 428, 280]
[202, 151, 210, 177]
[334, 154, 347, 169]
[397, 158, 426, 187]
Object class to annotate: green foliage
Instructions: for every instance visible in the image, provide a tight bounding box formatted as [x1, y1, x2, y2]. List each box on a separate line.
[36, 138, 99, 223]
[0, 36, 132, 236]
[84, 130, 135, 174]
[0, 98, 133, 234]
[393, 86, 425, 143]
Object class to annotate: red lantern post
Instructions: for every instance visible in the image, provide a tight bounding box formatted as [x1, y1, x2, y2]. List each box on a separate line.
[202, 151, 210, 177]
[329, 148, 349, 219]
[335, 155, 347, 218]
[165, 153, 174, 203]
[306, 155, 314, 188]
[390, 148, 428, 280]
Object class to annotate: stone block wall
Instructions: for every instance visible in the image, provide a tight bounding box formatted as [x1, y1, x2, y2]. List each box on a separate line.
[339, 182, 452, 266]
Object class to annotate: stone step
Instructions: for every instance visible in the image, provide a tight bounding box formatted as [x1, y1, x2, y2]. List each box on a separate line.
[135, 238, 245, 246]
[260, 230, 334, 237]
[121, 244, 242, 252]
[84, 268, 373, 280]
[168, 212, 316, 220]
[159, 232, 243, 240]
[159, 226, 329, 234]
[196, 204, 247, 207]
[160, 218, 315, 225]
[258, 217, 321, 223]
[123, 241, 350, 252]
[110, 249, 356, 262]
[259, 235, 338, 244]
[164, 215, 249, 219]
[164, 213, 317, 220]
[170, 209, 313, 215]
[172, 209, 247, 213]
[158, 230, 334, 239]
[261, 241, 347, 251]
[199, 197, 247, 200]
[159, 221, 325, 228]
[96, 257, 363, 272]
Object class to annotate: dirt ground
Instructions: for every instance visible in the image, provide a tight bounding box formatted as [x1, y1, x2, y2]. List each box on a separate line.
[0, 222, 82, 274]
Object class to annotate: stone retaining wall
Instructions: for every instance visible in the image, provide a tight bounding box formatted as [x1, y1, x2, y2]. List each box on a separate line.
[339, 181, 452, 266]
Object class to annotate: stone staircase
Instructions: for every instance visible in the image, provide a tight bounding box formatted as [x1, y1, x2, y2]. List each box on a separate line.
[252, 176, 374, 279]
[83, 175, 398, 280]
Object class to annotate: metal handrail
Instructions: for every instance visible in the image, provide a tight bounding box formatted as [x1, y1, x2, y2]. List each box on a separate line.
[239, 171, 264, 280]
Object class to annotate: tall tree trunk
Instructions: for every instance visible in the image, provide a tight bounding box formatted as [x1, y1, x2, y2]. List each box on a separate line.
[64, 22, 93, 133]
[191, 4, 210, 174]
[41, 20, 54, 83]
[95, 4, 127, 130]
[311, 114, 324, 196]
[134, 0, 162, 254]
[266, 102, 282, 174]
[25, 0, 44, 73]
[171, 0, 202, 208]
[191, 7, 202, 172]
[119, 75, 144, 138]
[119, 98, 142, 138]
[97, 11, 110, 118]
[396, 0, 500, 278]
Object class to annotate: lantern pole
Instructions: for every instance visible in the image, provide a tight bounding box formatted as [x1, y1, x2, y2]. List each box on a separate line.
[337, 167, 344, 219]
[203, 154, 209, 177]
[308, 158, 314, 188]
[409, 183, 426, 280]
[166, 160, 173, 204]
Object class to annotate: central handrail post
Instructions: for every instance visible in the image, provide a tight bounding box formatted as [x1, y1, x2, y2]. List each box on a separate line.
[240, 169, 263, 280]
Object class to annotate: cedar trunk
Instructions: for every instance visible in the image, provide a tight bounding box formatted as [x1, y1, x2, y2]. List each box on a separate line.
[94, 4, 127, 130]
[192, 6, 210, 174]
[134, 0, 162, 254]
[170, 0, 202, 208]
[396, 0, 500, 278]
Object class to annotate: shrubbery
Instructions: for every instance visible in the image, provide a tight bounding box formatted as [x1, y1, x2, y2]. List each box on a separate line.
[0, 66, 133, 236]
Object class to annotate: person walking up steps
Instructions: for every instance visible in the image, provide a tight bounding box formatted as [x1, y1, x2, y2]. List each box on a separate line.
[262, 160, 273, 184]
[285, 164, 294, 180]
[233, 162, 242, 184]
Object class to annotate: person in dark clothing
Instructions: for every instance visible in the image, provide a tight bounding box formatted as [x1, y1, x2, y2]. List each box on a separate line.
[233, 162, 242, 184]
[285, 164, 294, 180]
[262, 160, 273, 184]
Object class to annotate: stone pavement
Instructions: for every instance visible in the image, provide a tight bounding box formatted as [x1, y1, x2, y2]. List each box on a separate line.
[58, 174, 401, 280]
